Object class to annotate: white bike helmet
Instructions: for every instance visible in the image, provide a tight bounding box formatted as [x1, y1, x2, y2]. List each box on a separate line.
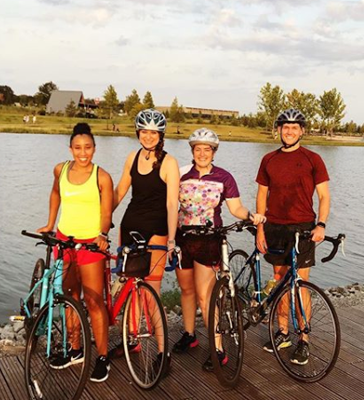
[135, 109, 167, 135]
[188, 128, 219, 149]
[275, 108, 306, 128]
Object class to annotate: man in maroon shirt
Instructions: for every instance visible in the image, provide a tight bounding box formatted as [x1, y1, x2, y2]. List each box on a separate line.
[255, 108, 330, 366]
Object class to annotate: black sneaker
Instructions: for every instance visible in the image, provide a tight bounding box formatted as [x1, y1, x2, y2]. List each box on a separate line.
[152, 352, 171, 379]
[90, 356, 110, 383]
[172, 331, 199, 354]
[108, 341, 141, 359]
[290, 340, 309, 365]
[263, 330, 292, 353]
[202, 350, 228, 372]
[50, 348, 84, 370]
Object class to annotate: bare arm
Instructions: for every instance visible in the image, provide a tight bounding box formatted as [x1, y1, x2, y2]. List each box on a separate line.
[37, 163, 63, 232]
[311, 181, 330, 242]
[256, 184, 269, 253]
[113, 152, 135, 211]
[226, 197, 266, 225]
[94, 168, 114, 250]
[161, 155, 180, 256]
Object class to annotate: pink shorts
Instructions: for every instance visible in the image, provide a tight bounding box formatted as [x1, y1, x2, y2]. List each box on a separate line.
[54, 230, 106, 266]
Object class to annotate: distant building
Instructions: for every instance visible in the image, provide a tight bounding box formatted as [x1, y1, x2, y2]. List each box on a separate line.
[46, 90, 84, 114]
[155, 105, 239, 119]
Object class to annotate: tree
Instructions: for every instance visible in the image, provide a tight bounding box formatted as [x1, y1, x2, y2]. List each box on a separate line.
[129, 103, 145, 120]
[285, 89, 319, 132]
[34, 81, 58, 105]
[65, 100, 77, 117]
[169, 97, 185, 123]
[103, 85, 120, 119]
[143, 91, 155, 108]
[258, 82, 285, 137]
[319, 88, 346, 135]
[124, 89, 142, 115]
[0, 85, 15, 105]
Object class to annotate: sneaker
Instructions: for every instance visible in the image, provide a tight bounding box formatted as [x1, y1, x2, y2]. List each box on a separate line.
[202, 349, 228, 372]
[50, 348, 84, 370]
[90, 356, 110, 383]
[108, 341, 141, 359]
[152, 352, 172, 379]
[172, 331, 199, 354]
[263, 330, 292, 353]
[290, 340, 309, 365]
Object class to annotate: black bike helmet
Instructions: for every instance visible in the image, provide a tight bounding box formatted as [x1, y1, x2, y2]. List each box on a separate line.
[275, 108, 306, 128]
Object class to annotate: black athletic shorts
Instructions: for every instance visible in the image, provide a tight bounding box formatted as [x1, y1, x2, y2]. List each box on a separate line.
[264, 221, 316, 268]
[176, 228, 221, 269]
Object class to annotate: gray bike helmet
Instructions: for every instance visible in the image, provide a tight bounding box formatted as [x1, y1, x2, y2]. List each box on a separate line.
[275, 108, 306, 128]
[188, 128, 219, 149]
[135, 109, 167, 135]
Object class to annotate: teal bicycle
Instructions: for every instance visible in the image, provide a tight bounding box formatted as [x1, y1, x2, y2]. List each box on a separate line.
[13, 231, 92, 400]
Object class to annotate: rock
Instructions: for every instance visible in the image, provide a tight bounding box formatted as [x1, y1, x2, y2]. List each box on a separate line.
[173, 305, 182, 315]
[13, 321, 24, 333]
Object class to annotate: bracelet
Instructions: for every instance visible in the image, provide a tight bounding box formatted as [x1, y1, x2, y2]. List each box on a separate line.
[167, 239, 176, 245]
[99, 232, 109, 239]
[316, 222, 326, 229]
[247, 211, 253, 220]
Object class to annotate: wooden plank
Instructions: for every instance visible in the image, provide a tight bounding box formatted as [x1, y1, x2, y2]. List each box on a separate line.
[0, 356, 28, 400]
[0, 359, 15, 400]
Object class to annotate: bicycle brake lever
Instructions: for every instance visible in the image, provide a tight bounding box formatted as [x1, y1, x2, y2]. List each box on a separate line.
[341, 238, 346, 257]
[295, 232, 300, 254]
[35, 241, 46, 247]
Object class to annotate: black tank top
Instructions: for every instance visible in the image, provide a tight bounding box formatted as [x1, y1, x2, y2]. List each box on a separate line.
[121, 149, 168, 243]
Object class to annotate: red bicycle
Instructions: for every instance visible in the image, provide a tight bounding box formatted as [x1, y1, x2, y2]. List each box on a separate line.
[88, 231, 180, 390]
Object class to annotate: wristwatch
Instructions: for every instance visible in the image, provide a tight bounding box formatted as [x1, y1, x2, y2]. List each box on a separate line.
[316, 222, 326, 229]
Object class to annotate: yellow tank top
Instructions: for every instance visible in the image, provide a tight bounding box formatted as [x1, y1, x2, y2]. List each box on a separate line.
[58, 161, 101, 239]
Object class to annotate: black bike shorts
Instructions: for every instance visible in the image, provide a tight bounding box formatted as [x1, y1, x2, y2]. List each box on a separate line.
[176, 229, 221, 269]
[263, 222, 316, 268]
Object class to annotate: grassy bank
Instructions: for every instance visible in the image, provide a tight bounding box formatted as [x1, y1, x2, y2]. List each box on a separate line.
[1, 106, 363, 146]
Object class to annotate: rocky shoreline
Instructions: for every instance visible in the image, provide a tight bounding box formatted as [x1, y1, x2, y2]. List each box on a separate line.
[1, 282, 364, 357]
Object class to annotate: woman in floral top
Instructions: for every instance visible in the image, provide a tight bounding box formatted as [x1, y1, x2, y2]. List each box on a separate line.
[172, 128, 265, 371]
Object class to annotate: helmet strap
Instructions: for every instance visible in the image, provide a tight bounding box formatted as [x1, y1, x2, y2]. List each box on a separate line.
[280, 135, 302, 149]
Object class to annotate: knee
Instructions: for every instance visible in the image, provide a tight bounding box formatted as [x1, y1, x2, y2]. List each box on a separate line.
[180, 284, 195, 298]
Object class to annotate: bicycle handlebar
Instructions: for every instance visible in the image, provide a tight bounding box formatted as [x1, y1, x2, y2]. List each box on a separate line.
[321, 233, 346, 263]
[21, 230, 93, 250]
[180, 220, 255, 236]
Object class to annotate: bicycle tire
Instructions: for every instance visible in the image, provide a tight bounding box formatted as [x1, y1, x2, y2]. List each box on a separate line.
[229, 249, 255, 330]
[123, 281, 168, 389]
[25, 259, 46, 338]
[25, 294, 91, 400]
[208, 276, 244, 387]
[269, 280, 340, 382]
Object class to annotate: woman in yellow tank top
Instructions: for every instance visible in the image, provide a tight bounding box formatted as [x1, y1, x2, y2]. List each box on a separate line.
[37, 123, 113, 383]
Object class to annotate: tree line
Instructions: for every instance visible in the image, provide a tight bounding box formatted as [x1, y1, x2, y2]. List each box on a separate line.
[1, 82, 363, 135]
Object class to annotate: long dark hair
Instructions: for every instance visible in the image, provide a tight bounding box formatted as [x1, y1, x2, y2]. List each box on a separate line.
[153, 138, 165, 169]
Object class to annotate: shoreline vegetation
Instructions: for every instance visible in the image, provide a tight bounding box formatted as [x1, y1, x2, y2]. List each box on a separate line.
[1, 112, 363, 147]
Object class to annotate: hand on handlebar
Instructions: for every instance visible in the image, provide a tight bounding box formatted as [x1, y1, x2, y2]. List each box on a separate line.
[36, 225, 54, 233]
[311, 225, 325, 243]
[93, 235, 109, 251]
[249, 213, 267, 225]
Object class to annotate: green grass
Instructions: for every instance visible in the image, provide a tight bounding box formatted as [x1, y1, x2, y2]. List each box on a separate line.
[161, 288, 181, 312]
[1, 106, 363, 146]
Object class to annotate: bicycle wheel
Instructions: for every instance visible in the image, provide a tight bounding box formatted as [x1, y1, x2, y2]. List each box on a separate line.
[25, 259, 45, 337]
[123, 281, 168, 389]
[208, 276, 244, 387]
[25, 294, 91, 400]
[229, 250, 255, 330]
[269, 280, 340, 382]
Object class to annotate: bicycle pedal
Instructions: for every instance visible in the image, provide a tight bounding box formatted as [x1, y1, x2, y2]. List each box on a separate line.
[9, 315, 25, 322]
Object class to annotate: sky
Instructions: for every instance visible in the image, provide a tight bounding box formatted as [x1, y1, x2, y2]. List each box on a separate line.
[1, 0, 364, 124]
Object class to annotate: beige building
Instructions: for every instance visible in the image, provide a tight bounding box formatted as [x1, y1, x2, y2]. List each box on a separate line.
[155, 106, 239, 118]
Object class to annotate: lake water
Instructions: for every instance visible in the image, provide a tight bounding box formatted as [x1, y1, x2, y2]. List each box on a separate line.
[0, 133, 363, 323]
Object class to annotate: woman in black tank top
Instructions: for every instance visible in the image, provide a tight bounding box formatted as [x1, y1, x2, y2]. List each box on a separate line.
[111, 109, 179, 362]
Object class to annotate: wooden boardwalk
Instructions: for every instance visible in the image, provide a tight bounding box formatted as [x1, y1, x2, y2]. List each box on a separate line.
[1, 305, 364, 400]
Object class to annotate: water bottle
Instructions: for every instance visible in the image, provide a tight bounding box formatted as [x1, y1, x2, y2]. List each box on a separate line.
[111, 277, 126, 297]
[263, 279, 277, 296]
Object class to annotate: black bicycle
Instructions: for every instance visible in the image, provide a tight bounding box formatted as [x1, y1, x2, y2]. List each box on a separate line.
[229, 224, 345, 382]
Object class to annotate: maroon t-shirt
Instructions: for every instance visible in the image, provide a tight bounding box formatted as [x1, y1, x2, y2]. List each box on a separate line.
[256, 147, 329, 224]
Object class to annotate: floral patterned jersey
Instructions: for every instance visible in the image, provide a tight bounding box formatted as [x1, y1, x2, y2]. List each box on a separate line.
[178, 165, 240, 228]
